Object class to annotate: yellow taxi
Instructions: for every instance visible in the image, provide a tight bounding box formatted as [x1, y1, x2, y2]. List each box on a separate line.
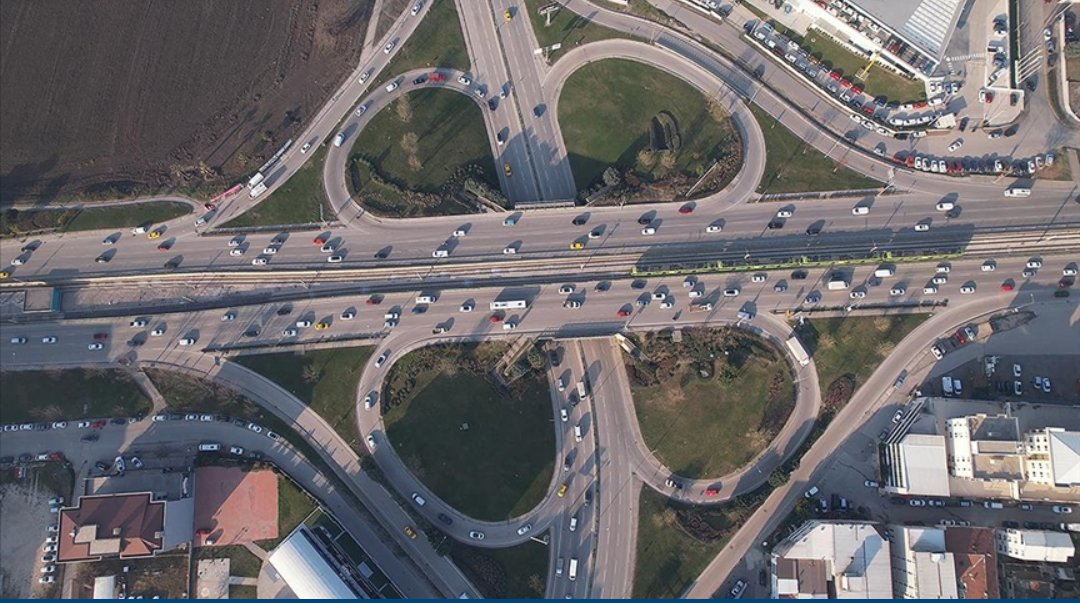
[570, 241, 584, 250]
[147, 231, 161, 240]
[404, 526, 418, 539]
[557, 484, 568, 498]
[0, 271, 10, 279]
[504, 9, 512, 20]
[503, 163, 513, 177]
[315, 322, 330, 331]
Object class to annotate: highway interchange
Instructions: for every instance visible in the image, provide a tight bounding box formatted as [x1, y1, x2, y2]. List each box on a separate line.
[3, 0, 1080, 598]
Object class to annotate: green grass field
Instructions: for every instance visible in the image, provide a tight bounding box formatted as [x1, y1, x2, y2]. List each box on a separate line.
[0, 368, 151, 423]
[221, 145, 331, 228]
[233, 346, 373, 452]
[559, 59, 742, 193]
[383, 371, 555, 521]
[633, 488, 730, 599]
[794, 314, 928, 399]
[631, 339, 796, 479]
[374, 0, 469, 88]
[523, 0, 632, 62]
[348, 88, 494, 212]
[452, 538, 549, 598]
[751, 104, 881, 194]
[1, 201, 191, 238]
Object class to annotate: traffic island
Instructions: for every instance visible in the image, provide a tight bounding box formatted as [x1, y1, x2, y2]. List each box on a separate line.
[381, 342, 556, 521]
[451, 537, 550, 599]
[625, 327, 796, 479]
[558, 59, 744, 204]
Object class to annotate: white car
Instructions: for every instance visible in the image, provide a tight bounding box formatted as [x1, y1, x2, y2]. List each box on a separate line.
[341, 311, 355, 320]
[923, 285, 938, 294]
[559, 285, 574, 294]
[981, 261, 996, 272]
[932, 275, 948, 285]
[1064, 267, 1077, 276]
[262, 246, 278, 255]
[517, 524, 532, 536]
[503, 246, 517, 255]
[221, 312, 236, 321]
[252, 257, 268, 266]
[327, 255, 343, 263]
[960, 285, 975, 294]
[10, 336, 26, 344]
[914, 223, 930, 232]
[228, 237, 242, 247]
[375, 352, 388, 367]
[641, 227, 656, 235]
[385, 81, 399, 93]
[364, 395, 374, 410]
[1026, 260, 1042, 269]
[88, 342, 103, 350]
[283, 328, 298, 337]
[588, 229, 601, 239]
[706, 224, 722, 233]
[1044, 27, 1053, 41]
[935, 201, 954, 211]
[383, 41, 396, 54]
[248, 423, 263, 434]
[42, 336, 57, 344]
[849, 290, 866, 299]
[948, 140, 963, 152]
[852, 206, 869, 215]
[460, 303, 474, 312]
[178, 337, 196, 346]
[458, 75, 471, 85]
[659, 300, 674, 309]
[150, 327, 165, 336]
[130, 319, 148, 328]
[452, 229, 466, 237]
[752, 273, 767, 283]
[411, 2, 422, 16]
[1052, 505, 1073, 514]
[889, 287, 905, 296]
[723, 288, 740, 297]
[354, 104, 367, 117]
[229, 248, 244, 257]
[300, 142, 312, 154]
[503, 321, 517, 331]
[295, 320, 312, 328]
[358, 70, 372, 84]
[366, 435, 376, 450]
[229, 446, 244, 455]
[776, 210, 793, 218]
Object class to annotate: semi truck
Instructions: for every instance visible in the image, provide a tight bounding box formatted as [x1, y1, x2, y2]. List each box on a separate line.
[785, 336, 810, 367]
[827, 274, 850, 290]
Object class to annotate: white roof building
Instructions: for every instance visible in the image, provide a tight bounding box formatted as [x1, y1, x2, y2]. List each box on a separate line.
[890, 526, 958, 599]
[883, 434, 950, 497]
[995, 529, 1076, 564]
[1026, 428, 1080, 487]
[267, 528, 361, 599]
[771, 521, 893, 599]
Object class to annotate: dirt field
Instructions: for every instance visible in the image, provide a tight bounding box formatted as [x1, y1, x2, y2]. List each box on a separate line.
[0, 479, 65, 598]
[0, 0, 372, 204]
[193, 467, 278, 545]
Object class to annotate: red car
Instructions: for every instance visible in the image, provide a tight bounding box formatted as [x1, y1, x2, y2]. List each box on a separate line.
[90, 420, 107, 429]
[839, 79, 852, 89]
[157, 243, 171, 251]
[955, 330, 967, 344]
[829, 71, 841, 81]
[1001, 283, 1014, 292]
[914, 101, 927, 109]
[203, 202, 216, 211]
[1061, 278, 1074, 288]
[93, 333, 108, 341]
[312, 236, 327, 246]
[678, 205, 693, 215]
[365, 295, 383, 305]
[863, 105, 874, 115]
[429, 73, 445, 82]
[617, 309, 631, 317]
[488, 314, 503, 323]
[851, 86, 863, 95]
[705, 488, 719, 496]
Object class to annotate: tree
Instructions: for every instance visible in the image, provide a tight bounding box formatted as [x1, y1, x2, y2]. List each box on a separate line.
[302, 363, 322, 384]
[260, 130, 274, 143]
[602, 166, 622, 187]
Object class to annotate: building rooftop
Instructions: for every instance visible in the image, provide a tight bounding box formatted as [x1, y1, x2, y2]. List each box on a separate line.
[848, 0, 965, 59]
[996, 529, 1076, 564]
[267, 528, 359, 599]
[897, 434, 951, 496]
[58, 492, 165, 562]
[943, 526, 999, 599]
[773, 521, 892, 599]
[1048, 429, 1080, 486]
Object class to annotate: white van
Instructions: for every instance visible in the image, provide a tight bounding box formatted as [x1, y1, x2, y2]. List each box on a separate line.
[1004, 187, 1031, 198]
[574, 424, 583, 442]
[941, 376, 954, 396]
[416, 295, 437, 304]
[198, 443, 221, 452]
[983, 501, 1003, 510]
[874, 266, 895, 278]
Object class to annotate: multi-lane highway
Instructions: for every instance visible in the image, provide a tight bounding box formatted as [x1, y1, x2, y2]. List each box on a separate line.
[5, 0, 1080, 598]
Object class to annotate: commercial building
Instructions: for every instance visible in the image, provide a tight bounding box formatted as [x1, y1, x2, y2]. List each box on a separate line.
[943, 527, 999, 599]
[771, 520, 893, 598]
[946, 414, 1024, 481]
[881, 433, 950, 497]
[56, 492, 166, 563]
[890, 526, 958, 598]
[267, 527, 365, 599]
[1025, 428, 1080, 487]
[995, 529, 1076, 564]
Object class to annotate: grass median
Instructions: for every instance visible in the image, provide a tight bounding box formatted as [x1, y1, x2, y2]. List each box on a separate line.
[232, 346, 373, 454]
[221, 145, 331, 228]
[751, 104, 881, 194]
[1, 201, 190, 238]
[382, 343, 556, 521]
[374, 0, 469, 89]
[627, 327, 796, 479]
[559, 58, 743, 199]
[0, 368, 151, 423]
[523, 0, 633, 63]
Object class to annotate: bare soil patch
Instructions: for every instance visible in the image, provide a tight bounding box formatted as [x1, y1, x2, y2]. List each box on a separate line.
[0, 0, 371, 204]
[0, 473, 69, 598]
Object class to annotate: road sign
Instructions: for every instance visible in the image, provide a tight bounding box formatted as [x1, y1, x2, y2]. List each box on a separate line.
[538, 3, 559, 16]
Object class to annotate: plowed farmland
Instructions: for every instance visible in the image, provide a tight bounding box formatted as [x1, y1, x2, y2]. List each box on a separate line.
[0, 0, 371, 204]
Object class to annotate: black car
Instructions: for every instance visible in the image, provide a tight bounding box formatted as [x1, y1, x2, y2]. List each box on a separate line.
[806, 225, 821, 235]
[767, 220, 783, 229]
[232, 419, 247, 428]
[95, 255, 111, 263]
[488, 98, 497, 111]
[437, 513, 453, 526]
[94, 461, 109, 472]
[572, 216, 587, 226]
[216, 415, 232, 423]
[164, 260, 179, 270]
[81, 433, 99, 443]
[550, 350, 561, 367]
[791, 270, 808, 280]
[1023, 521, 1039, 529]
[110, 418, 126, 425]
[276, 306, 292, 316]
[127, 339, 144, 347]
[1002, 520, 1020, 528]
[243, 329, 260, 338]
[374, 250, 389, 259]
[413, 75, 427, 85]
[18, 453, 32, 464]
[411, 306, 427, 314]
[1054, 290, 1070, 298]
[631, 279, 647, 289]
[893, 132, 908, 140]
[249, 451, 264, 461]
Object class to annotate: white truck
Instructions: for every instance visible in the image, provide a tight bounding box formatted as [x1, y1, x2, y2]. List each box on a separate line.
[827, 274, 850, 290]
[490, 299, 527, 311]
[248, 183, 268, 198]
[568, 558, 579, 581]
[785, 336, 810, 367]
[1004, 187, 1031, 198]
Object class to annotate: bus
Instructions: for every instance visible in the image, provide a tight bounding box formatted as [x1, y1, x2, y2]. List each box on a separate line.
[490, 299, 527, 311]
[568, 558, 578, 581]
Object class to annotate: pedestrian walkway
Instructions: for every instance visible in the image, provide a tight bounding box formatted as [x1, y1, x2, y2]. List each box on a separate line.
[243, 541, 268, 561]
[127, 367, 167, 414]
